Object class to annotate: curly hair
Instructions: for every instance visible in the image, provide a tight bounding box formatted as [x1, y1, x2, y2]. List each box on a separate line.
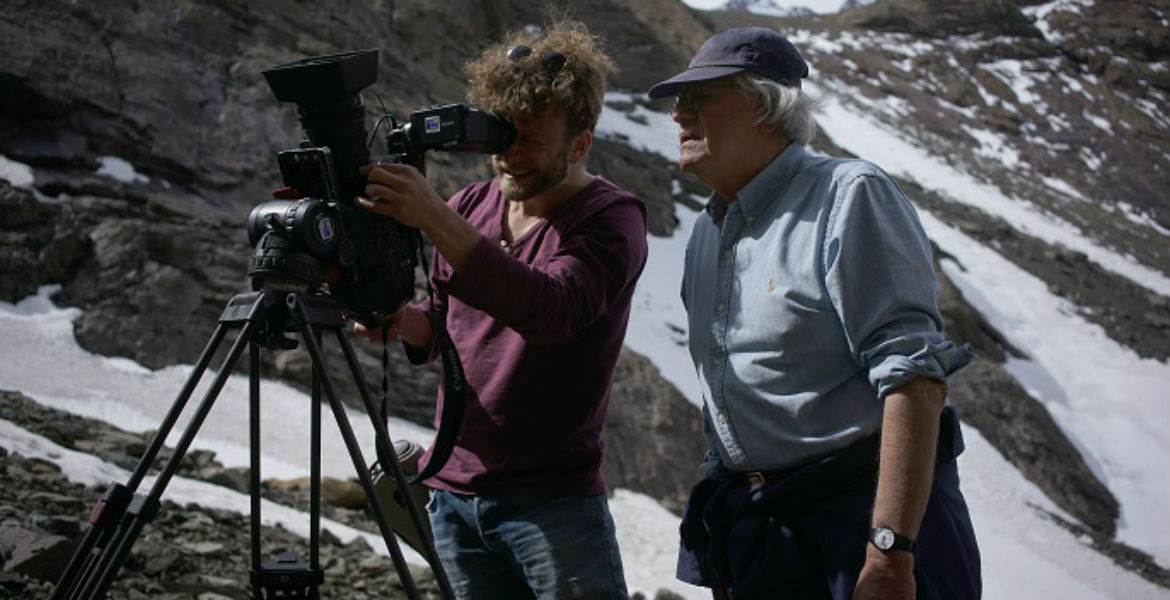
[464, 20, 615, 139]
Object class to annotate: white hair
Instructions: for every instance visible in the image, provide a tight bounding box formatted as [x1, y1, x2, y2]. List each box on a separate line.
[733, 73, 819, 146]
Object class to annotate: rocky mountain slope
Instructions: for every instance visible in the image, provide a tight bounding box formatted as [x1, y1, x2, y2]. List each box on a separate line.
[2, 0, 1168, 594]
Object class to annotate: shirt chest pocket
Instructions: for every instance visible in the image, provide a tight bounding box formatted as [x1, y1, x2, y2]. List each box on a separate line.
[729, 245, 835, 357]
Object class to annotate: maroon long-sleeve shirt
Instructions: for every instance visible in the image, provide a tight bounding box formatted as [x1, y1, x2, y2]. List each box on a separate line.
[407, 175, 648, 496]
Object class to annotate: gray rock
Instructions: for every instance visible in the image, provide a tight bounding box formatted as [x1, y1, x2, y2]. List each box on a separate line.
[182, 541, 227, 556]
[604, 348, 705, 514]
[30, 515, 83, 538]
[205, 467, 252, 494]
[169, 573, 247, 598]
[0, 526, 74, 582]
[136, 541, 188, 577]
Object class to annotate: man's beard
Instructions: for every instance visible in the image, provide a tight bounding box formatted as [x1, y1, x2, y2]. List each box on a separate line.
[494, 147, 570, 202]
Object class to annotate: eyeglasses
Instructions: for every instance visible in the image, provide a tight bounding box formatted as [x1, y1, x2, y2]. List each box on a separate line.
[507, 44, 567, 75]
[672, 82, 739, 113]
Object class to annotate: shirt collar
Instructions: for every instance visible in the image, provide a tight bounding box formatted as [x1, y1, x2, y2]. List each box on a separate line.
[738, 142, 806, 221]
[705, 143, 806, 225]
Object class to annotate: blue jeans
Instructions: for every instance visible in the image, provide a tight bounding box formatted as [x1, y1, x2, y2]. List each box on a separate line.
[427, 490, 629, 599]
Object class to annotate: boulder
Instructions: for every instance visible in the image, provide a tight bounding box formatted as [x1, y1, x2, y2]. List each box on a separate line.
[0, 526, 74, 582]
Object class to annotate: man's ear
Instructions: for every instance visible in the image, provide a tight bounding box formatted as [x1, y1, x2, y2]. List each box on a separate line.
[756, 111, 780, 135]
[569, 129, 593, 164]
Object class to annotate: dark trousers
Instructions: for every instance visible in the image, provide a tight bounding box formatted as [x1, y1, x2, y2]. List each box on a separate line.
[677, 407, 981, 599]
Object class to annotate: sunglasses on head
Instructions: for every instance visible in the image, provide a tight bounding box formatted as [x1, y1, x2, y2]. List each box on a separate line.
[507, 44, 567, 74]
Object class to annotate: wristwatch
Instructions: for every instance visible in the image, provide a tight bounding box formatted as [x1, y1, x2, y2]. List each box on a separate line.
[869, 526, 915, 552]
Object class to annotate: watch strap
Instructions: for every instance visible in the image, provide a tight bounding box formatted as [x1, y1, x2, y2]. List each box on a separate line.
[870, 526, 915, 552]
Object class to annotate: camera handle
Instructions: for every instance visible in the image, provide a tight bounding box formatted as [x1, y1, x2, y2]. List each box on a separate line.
[51, 290, 454, 600]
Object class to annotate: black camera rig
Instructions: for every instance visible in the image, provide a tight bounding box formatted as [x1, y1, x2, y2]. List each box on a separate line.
[249, 48, 515, 325]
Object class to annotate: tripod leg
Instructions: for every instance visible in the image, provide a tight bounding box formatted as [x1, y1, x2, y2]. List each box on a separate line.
[310, 330, 322, 573]
[50, 483, 131, 600]
[128, 323, 231, 490]
[249, 342, 263, 585]
[333, 326, 457, 600]
[285, 295, 423, 600]
[80, 314, 263, 600]
[53, 322, 232, 600]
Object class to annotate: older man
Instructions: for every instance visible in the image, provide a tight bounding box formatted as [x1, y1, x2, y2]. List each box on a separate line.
[649, 27, 981, 599]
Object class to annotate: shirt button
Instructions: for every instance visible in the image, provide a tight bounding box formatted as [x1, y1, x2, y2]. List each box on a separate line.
[746, 216, 755, 224]
[716, 303, 726, 313]
[717, 413, 727, 424]
[712, 357, 723, 367]
[499, 239, 508, 247]
[723, 249, 732, 258]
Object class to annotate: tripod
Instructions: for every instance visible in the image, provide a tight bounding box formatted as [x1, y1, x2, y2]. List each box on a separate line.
[51, 289, 455, 599]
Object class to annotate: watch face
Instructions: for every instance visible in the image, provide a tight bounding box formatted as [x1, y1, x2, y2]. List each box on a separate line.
[873, 527, 895, 550]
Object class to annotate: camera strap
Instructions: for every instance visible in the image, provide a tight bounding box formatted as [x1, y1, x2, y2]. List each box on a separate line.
[408, 310, 467, 483]
[376, 308, 467, 485]
[372, 232, 467, 485]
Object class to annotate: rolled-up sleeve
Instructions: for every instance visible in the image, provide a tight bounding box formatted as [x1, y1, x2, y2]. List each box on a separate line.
[823, 170, 973, 399]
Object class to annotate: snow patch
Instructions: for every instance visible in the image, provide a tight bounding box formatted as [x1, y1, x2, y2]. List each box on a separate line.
[596, 92, 680, 163]
[0, 153, 35, 188]
[97, 156, 151, 184]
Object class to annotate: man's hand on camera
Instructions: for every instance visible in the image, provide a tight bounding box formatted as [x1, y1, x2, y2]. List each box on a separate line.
[352, 304, 433, 350]
[355, 163, 482, 274]
[351, 317, 392, 343]
[357, 163, 444, 229]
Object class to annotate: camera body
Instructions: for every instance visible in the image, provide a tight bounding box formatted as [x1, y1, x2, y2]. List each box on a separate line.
[251, 50, 514, 324]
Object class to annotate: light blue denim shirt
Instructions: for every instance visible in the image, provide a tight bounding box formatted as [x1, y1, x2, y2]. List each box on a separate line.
[682, 144, 973, 472]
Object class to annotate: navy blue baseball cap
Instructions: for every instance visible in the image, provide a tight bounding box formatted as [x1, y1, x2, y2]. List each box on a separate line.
[648, 27, 809, 99]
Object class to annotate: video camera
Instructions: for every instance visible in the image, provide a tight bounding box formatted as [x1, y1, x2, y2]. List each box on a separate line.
[249, 49, 515, 324]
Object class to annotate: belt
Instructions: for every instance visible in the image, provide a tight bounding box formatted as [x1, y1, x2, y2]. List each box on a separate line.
[741, 465, 803, 487]
[734, 408, 963, 490]
[737, 432, 883, 488]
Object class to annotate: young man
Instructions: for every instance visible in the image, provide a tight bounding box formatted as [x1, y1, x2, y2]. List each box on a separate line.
[647, 27, 981, 599]
[356, 21, 645, 600]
